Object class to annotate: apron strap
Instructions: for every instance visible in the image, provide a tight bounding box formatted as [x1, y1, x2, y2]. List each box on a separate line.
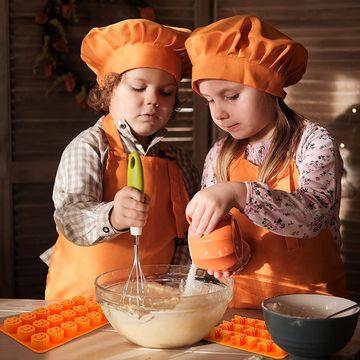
[102, 114, 126, 157]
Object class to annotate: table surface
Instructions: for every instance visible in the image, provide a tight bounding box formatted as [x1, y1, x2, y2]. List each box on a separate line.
[0, 298, 359, 360]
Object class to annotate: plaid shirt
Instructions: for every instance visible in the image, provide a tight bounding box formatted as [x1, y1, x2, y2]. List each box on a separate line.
[40, 116, 200, 266]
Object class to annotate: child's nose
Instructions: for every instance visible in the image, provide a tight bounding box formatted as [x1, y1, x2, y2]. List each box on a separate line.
[145, 91, 159, 107]
[214, 105, 229, 120]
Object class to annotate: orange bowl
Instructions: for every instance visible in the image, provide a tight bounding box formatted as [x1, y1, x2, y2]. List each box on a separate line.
[188, 215, 243, 271]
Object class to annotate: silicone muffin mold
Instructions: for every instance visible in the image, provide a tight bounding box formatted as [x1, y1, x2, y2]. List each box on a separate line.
[0, 296, 108, 353]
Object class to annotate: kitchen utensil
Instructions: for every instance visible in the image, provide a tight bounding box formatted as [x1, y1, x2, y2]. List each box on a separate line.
[206, 315, 288, 359]
[122, 151, 145, 306]
[326, 302, 360, 318]
[262, 293, 360, 360]
[95, 264, 233, 348]
[0, 295, 107, 353]
[187, 214, 243, 272]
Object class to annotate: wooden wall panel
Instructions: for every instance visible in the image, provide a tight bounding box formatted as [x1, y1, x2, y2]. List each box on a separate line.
[13, 184, 54, 298]
[0, 0, 14, 298]
[4, 0, 209, 299]
[4, 0, 358, 302]
[216, 0, 360, 301]
[10, 0, 198, 162]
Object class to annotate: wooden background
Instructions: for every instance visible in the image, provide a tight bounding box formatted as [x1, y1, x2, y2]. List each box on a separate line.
[1, 0, 359, 301]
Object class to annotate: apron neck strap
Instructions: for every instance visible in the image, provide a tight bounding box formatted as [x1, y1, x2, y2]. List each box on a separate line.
[102, 114, 125, 156]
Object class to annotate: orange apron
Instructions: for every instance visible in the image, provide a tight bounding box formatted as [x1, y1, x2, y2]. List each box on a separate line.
[228, 152, 348, 309]
[45, 114, 189, 300]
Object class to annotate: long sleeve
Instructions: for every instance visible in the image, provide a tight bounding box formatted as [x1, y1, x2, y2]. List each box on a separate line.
[52, 122, 119, 246]
[41, 117, 200, 265]
[201, 122, 343, 244]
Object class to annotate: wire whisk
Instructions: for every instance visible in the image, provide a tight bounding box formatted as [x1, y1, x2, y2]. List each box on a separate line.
[122, 230, 147, 306]
[122, 151, 147, 306]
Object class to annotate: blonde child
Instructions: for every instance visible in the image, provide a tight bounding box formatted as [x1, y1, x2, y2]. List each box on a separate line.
[185, 15, 348, 308]
[41, 19, 199, 300]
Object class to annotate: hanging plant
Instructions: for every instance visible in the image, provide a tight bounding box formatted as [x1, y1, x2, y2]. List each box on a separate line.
[33, 0, 156, 109]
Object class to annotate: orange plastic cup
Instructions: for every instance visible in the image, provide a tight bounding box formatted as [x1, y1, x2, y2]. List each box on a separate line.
[60, 321, 78, 337]
[86, 311, 102, 326]
[74, 316, 90, 331]
[73, 305, 88, 316]
[47, 314, 64, 327]
[61, 299, 75, 310]
[20, 312, 37, 325]
[46, 326, 64, 343]
[30, 332, 50, 350]
[72, 295, 86, 305]
[187, 214, 243, 271]
[35, 307, 50, 319]
[4, 317, 22, 333]
[17, 324, 36, 341]
[33, 319, 50, 333]
[60, 309, 76, 322]
[48, 303, 64, 314]
[84, 300, 99, 312]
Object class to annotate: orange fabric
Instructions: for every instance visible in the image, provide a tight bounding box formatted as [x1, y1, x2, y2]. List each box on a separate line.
[185, 15, 308, 98]
[45, 114, 189, 300]
[228, 152, 348, 309]
[80, 19, 191, 84]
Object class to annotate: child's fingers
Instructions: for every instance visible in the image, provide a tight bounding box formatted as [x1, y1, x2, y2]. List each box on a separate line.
[125, 186, 145, 202]
[120, 187, 149, 211]
[125, 198, 149, 212]
[203, 210, 224, 236]
[222, 271, 231, 278]
[111, 188, 149, 230]
[190, 208, 208, 237]
[143, 193, 151, 204]
[192, 205, 221, 238]
[185, 198, 196, 219]
[207, 270, 231, 279]
[123, 207, 148, 221]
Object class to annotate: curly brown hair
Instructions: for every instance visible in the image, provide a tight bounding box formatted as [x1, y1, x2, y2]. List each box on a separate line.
[87, 72, 181, 116]
[87, 73, 123, 114]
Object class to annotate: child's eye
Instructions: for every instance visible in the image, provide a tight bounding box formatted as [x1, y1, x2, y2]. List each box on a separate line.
[225, 94, 239, 101]
[131, 86, 145, 92]
[160, 90, 174, 96]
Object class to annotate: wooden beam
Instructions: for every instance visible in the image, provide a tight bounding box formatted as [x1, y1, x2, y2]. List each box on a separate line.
[11, 161, 58, 184]
[191, 0, 213, 172]
[0, 0, 14, 297]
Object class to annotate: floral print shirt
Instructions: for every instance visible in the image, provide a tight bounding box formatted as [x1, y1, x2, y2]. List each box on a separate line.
[201, 121, 343, 245]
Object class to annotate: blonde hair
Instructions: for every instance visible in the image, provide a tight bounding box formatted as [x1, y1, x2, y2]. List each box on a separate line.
[216, 98, 305, 183]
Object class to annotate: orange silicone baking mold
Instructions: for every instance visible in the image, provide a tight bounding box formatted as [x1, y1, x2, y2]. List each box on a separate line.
[205, 315, 288, 359]
[0, 296, 108, 353]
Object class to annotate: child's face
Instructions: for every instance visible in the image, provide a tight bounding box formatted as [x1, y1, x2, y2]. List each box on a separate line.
[109, 68, 178, 147]
[198, 79, 277, 143]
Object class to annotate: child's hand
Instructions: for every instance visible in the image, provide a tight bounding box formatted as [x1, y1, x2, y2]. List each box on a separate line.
[110, 186, 150, 231]
[186, 182, 246, 238]
[207, 269, 232, 279]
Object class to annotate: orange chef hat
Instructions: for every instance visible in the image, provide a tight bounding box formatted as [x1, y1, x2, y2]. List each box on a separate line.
[81, 19, 191, 84]
[185, 15, 308, 98]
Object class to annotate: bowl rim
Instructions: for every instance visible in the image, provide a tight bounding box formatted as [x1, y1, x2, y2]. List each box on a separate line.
[261, 293, 360, 320]
[94, 264, 234, 302]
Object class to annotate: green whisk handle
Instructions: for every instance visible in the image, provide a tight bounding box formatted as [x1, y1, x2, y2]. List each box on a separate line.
[127, 151, 144, 236]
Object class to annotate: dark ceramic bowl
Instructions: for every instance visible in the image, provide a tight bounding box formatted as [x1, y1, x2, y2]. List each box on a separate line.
[262, 294, 359, 360]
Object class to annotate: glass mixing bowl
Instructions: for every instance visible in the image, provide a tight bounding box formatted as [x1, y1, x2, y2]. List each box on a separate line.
[95, 264, 233, 348]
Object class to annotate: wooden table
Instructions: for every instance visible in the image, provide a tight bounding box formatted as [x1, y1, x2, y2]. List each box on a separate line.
[0, 298, 359, 360]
